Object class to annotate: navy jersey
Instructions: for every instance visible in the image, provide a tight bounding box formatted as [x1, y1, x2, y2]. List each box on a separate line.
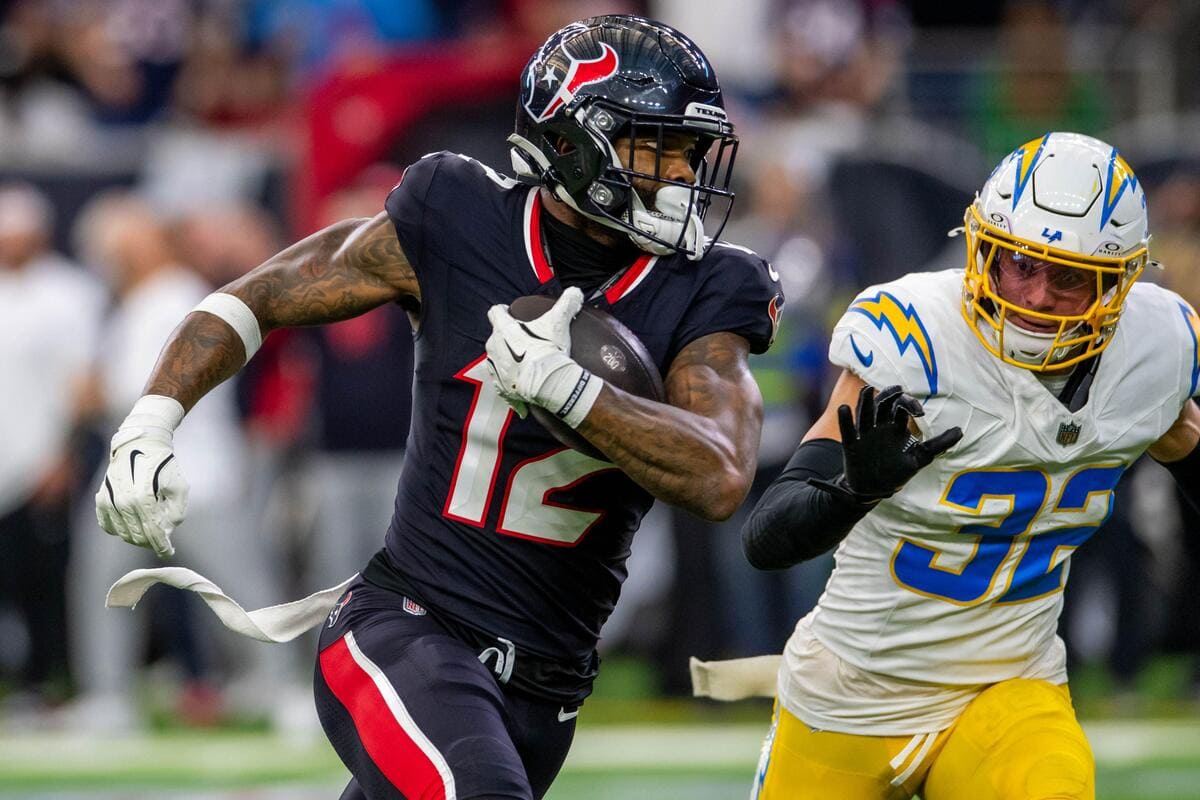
[381, 151, 781, 670]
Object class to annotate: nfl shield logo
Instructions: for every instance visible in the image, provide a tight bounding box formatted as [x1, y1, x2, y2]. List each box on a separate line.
[1056, 421, 1081, 446]
[402, 597, 427, 616]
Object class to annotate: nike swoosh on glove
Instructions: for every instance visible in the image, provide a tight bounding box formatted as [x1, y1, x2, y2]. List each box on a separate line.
[483, 286, 603, 428]
[95, 425, 189, 558]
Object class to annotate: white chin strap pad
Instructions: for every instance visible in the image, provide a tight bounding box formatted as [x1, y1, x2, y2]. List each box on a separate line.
[1000, 318, 1082, 365]
[628, 185, 705, 260]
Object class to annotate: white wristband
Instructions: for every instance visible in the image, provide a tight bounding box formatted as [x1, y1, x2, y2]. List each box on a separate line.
[121, 394, 185, 433]
[192, 292, 263, 363]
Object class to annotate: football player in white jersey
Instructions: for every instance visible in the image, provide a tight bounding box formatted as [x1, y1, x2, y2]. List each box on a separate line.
[739, 132, 1200, 799]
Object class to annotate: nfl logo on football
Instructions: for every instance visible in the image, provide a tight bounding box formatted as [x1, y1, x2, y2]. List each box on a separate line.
[1056, 421, 1081, 446]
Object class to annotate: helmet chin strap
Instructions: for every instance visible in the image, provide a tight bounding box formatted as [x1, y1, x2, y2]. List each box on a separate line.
[508, 133, 633, 242]
[509, 133, 550, 179]
[999, 318, 1081, 367]
[550, 183, 705, 261]
[508, 132, 707, 261]
[627, 185, 705, 260]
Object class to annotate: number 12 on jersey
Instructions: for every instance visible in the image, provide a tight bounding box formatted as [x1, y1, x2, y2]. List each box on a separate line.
[443, 356, 616, 546]
[891, 464, 1126, 605]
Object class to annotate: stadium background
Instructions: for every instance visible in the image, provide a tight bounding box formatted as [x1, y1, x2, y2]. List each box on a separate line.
[2, 1, 1200, 797]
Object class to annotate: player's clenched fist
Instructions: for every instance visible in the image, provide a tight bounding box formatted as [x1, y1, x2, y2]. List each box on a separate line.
[484, 286, 601, 428]
[95, 395, 189, 558]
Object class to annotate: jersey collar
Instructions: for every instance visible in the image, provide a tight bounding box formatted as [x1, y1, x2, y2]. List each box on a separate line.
[523, 187, 659, 303]
[602, 253, 656, 304]
[523, 188, 554, 283]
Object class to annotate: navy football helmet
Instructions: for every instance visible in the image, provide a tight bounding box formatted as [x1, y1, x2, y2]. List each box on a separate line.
[509, 15, 737, 260]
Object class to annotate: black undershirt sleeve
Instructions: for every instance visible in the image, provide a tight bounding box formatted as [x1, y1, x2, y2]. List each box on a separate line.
[741, 438, 876, 571]
[1156, 440, 1200, 514]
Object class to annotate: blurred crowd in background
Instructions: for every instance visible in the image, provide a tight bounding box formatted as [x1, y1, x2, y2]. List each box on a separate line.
[4, 0, 1200, 735]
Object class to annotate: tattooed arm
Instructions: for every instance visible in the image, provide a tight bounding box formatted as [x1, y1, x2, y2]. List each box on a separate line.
[575, 332, 763, 521]
[146, 212, 417, 411]
[96, 212, 417, 556]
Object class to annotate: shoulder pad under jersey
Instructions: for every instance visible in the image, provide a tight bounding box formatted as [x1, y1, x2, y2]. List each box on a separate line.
[829, 271, 959, 400]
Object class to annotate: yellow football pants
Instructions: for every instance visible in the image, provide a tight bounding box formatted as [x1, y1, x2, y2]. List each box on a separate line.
[753, 679, 1094, 800]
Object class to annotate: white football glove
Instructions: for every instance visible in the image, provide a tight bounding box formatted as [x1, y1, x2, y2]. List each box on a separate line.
[484, 286, 603, 428]
[95, 396, 189, 558]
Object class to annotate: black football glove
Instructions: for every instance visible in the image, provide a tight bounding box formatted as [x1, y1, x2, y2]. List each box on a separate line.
[811, 384, 962, 505]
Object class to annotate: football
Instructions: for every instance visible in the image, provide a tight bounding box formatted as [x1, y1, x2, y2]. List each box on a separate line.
[508, 294, 665, 460]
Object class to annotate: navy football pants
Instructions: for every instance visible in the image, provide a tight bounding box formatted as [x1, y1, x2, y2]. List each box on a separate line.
[314, 581, 577, 799]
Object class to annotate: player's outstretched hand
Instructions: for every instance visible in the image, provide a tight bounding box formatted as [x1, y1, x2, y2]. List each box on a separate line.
[485, 287, 594, 423]
[815, 384, 962, 505]
[95, 424, 188, 558]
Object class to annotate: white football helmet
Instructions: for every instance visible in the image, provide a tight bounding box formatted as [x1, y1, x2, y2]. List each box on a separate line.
[961, 132, 1152, 371]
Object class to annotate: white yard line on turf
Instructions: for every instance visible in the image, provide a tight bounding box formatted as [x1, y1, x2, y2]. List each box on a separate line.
[0, 720, 1198, 778]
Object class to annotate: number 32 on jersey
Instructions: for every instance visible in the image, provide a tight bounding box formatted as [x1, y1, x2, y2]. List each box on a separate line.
[891, 464, 1126, 605]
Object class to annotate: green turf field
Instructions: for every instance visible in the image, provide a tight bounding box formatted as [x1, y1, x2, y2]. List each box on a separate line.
[5, 657, 1199, 798]
[3, 719, 1200, 799]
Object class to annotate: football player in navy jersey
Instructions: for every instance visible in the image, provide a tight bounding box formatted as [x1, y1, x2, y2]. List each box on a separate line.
[94, 15, 781, 800]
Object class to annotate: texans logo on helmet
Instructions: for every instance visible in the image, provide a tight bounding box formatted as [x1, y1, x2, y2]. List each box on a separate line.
[525, 42, 619, 122]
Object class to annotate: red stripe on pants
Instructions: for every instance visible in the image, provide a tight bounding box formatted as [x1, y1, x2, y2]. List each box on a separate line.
[320, 635, 447, 800]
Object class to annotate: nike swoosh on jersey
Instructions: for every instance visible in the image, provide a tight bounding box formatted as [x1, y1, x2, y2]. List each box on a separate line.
[557, 707, 579, 722]
[849, 334, 874, 368]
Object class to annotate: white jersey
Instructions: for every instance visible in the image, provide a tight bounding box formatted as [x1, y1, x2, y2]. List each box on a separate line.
[780, 269, 1199, 734]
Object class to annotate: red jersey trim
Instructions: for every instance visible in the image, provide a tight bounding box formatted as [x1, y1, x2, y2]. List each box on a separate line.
[523, 189, 554, 284]
[604, 254, 657, 304]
